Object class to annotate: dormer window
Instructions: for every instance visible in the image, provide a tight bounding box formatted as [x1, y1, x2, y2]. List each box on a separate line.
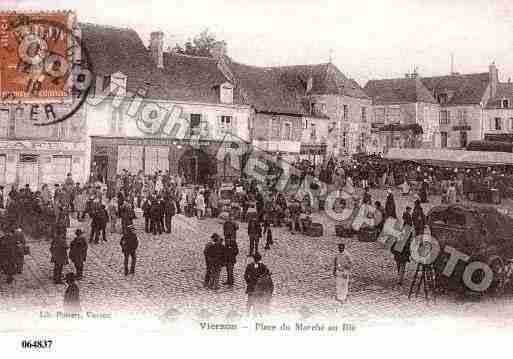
[220, 82, 234, 104]
[110, 71, 127, 97]
[437, 93, 448, 104]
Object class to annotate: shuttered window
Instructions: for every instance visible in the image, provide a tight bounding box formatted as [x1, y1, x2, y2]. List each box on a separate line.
[117, 145, 143, 174]
[52, 155, 72, 183]
[144, 146, 169, 175]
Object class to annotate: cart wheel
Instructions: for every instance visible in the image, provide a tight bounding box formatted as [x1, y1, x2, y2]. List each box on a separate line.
[487, 255, 506, 294]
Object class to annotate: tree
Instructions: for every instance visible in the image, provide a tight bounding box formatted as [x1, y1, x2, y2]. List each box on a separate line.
[171, 28, 226, 57]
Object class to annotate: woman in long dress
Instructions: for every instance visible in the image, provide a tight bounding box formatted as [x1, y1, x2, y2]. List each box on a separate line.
[384, 190, 397, 219]
[333, 243, 352, 303]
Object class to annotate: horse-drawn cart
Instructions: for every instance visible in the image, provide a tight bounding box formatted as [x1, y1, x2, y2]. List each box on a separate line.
[427, 204, 513, 295]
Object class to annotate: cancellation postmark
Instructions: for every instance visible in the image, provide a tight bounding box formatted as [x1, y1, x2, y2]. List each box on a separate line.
[0, 11, 93, 126]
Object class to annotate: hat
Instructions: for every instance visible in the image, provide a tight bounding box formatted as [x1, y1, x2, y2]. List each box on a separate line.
[253, 253, 262, 262]
[126, 224, 135, 231]
[15, 227, 22, 232]
[75, 228, 84, 236]
[65, 272, 75, 282]
[211, 233, 220, 241]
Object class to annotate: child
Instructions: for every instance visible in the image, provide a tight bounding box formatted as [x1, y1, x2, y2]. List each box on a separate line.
[63, 272, 81, 312]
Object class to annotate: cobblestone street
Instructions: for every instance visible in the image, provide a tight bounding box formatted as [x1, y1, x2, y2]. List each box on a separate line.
[2, 188, 513, 331]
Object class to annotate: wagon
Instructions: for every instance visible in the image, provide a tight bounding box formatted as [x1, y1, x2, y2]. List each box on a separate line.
[427, 204, 513, 295]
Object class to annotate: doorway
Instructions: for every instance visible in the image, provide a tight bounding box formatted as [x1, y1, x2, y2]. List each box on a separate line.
[18, 154, 39, 190]
[460, 131, 468, 148]
[92, 155, 109, 183]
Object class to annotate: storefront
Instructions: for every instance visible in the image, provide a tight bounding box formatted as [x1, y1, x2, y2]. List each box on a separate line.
[90, 136, 246, 186]
[0, 140, 87, 190]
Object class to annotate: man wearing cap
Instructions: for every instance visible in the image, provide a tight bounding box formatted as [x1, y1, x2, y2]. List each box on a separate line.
[204, 233, 223, 289]
[69, 229, 88, 280]
[120, 224, 139, 276]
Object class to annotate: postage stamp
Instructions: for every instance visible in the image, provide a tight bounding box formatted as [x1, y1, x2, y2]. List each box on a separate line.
[0, 11, 76, 103]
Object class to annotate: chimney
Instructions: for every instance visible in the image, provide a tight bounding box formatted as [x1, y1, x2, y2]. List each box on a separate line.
[489, 62, 498, 98]
[150, 31, 164, 68]
[211, 41, 227, 60]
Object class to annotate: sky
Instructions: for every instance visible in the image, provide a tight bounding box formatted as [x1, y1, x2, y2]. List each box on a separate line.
[3, 0, 513, 86]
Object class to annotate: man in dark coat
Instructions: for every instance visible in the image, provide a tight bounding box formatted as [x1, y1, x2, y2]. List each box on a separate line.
[119, 199, 136, 234]
[163, 196, 176, 233]
[244, 253, 271, 315]
[223, 216, 239, 241]
[13, 228, 26, 274]
[141, 196, 151, 233]
[247, 216, 262, 257]
[149, 199, 163, 235]
[384, 190, 397, 219]
[69, 228, 88, 279]
[120, 224, 138, 276]
[91, 204, 109, 243]
[412, 199, 426, 236]
[223, 238, 239, 286]
[203, 234, 216, 288]
[205, 235, 225, 290]
[0, 233, 17, 284]
[50, 236, 69, 284]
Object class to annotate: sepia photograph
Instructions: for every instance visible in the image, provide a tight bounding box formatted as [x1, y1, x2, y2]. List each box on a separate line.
[0, 0, 512, 356]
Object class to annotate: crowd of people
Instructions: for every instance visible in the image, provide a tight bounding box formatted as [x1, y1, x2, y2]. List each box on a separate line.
[2, 151, 513, 313]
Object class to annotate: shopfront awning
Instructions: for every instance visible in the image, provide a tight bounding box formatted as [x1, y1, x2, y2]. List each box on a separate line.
[384, 148, 513, 167]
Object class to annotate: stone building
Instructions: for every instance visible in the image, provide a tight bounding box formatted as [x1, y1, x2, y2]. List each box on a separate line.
[484, 81, 513, 140]
[224, 60, 371, 162]
[81, 24, 252, 186]
[364, 74, 440, 153]
[365, 64, 498, 151]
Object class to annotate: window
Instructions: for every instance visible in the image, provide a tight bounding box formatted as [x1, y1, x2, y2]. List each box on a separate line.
[510, 118, 513, 131]
[220, 83, 234, 104]
[374, 107, 385, 124]
[458, 110, 467, 125]
[57, 123, 69, 139]
[441, 132, 448, 148]
[302, 118, 308, 130]
[190, 114, 201, 136]
[310, 123, 316, 139]
[361, 107, 367, 122]
[342, 132, 347, 147]
[495, 117, 503, 131]
[343, 105, 348, 120]
[52, 155, 72, 182]
[102, 75, 111, 90]
[423, 107, 429, 124]
[320, 103, 326, 114]
[0, 108, 9, 137]
[271, 116, 280, 138]
[503, 99, 509, 109]
[387, 107, 400, 124]
[219, 115, 233, 133]
[440, 110, 450, 125]
[438, 93, 448, 104]
[283, 122, 292, 140]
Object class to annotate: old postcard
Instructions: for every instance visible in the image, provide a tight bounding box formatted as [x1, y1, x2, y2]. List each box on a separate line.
[0, 0, 512, 357]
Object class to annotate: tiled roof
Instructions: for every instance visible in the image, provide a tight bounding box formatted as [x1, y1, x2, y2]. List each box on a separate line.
[485, 82, 513, 108]
[80, 23, 232, 103]
[158, 53, 230, 103]
[364, 77, 437, 105]
[79, 23, 164, 98]
[421, 73, 490, 105]
[226, 61, 306, 115]
[225, 61, 366, 115]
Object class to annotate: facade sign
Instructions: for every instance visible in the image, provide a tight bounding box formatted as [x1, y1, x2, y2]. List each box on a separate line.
[0, 140, 86, 151]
